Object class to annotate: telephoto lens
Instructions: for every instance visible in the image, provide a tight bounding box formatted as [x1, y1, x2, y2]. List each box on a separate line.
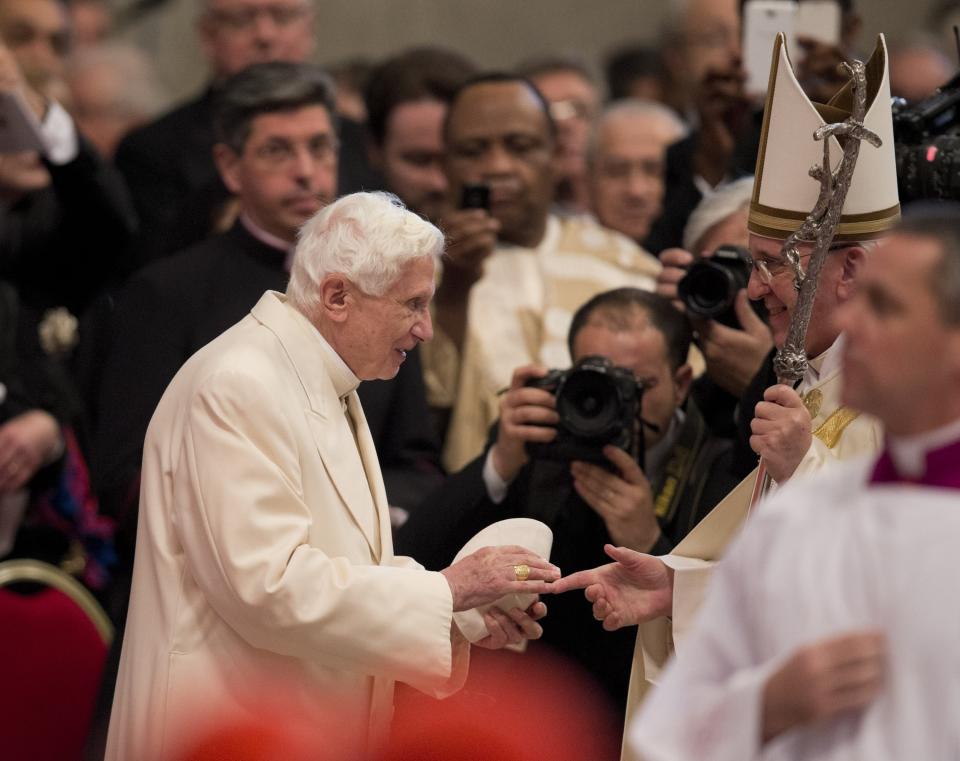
[677, 245, 753, 327]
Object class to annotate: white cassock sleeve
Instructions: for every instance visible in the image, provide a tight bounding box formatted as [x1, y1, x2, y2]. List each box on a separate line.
[629, 523, 780, 761]
[174, 373, 463, 696]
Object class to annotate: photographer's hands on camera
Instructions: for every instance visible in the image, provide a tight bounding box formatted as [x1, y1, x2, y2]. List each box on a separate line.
[657, 248, 773, 397]
[492, 365, 662, 553]
[570, 447, 662, 553]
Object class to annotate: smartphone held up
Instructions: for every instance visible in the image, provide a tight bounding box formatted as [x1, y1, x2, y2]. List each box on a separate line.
[742, 0, 841, 96]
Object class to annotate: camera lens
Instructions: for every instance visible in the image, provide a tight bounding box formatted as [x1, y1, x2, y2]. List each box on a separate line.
[677, 246, 753, 326]
[678, 261, 738, 319]
[556, 371, 622, 440]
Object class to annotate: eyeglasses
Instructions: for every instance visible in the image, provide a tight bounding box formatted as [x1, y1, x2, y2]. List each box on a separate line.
[253, 136, 339, 168]
[749, 252, 812, 285]
[749, 244, 850, 286]
[208, 3, 310, 31]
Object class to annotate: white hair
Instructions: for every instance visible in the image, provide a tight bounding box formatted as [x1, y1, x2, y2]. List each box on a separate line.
[588, 98, 689, 164]
[287, 192, 443, 318]
[682, 176, 755, 252]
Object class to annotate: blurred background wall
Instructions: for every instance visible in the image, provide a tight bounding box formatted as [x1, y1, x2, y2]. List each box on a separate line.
[110, 0, 953, 107]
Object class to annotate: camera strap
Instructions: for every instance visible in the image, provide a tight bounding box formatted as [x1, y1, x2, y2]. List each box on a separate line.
[651, 402, 710, 526]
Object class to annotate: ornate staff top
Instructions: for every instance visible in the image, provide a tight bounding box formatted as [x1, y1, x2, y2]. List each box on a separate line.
[772, 58, 882, 385]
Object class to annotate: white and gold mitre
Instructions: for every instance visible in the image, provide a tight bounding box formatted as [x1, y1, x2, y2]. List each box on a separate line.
[748, 33, 900, 242]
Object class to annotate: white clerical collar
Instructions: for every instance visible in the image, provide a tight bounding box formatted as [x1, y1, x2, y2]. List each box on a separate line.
[240, 213, 297, 271]
[800, 334, 844, 391]
[887, 415, 960, 478]
[312, 326, 360, 401]
[645, 409, 685, 483]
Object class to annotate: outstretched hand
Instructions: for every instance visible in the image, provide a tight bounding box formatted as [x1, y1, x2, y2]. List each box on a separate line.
[549, 544, 673, 629]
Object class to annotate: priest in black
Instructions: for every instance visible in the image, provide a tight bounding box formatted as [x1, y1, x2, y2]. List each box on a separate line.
[114, 0, 380, 268]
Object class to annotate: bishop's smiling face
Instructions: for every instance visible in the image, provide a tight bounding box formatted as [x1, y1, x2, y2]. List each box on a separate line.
[745, 233, 856, 359]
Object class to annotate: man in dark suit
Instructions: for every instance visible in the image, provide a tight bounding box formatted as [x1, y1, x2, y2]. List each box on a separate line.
[114, 0, 379, 267]
[97, 63, 442, 569]
[396, 288, 737, 739]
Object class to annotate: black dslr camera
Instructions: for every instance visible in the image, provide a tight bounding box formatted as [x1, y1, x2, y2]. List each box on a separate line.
[893, 64, 960, 202]
[524, 355, 643, 464]
[677, 244, 755, 327]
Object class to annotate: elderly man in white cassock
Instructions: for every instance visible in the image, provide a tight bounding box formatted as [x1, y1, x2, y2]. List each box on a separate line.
[624, 201, 960, 759]
[553, 32, 902, 757]
[105, 192, 559, 761]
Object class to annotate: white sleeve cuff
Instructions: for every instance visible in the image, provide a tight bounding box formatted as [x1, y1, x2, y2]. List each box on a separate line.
[482, 448, 511, 504]
[41, 101, 79, 165]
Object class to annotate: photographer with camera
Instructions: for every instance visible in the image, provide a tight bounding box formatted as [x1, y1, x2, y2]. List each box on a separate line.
[428, 74, 661, 474]
[397, 288, 737, 732]
[657, 177, 774, 448]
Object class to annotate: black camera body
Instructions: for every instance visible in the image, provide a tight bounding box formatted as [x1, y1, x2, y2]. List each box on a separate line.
[524, 355, 643, 464]
[677, 244, 753, 327]
[893, 72, 960, 202]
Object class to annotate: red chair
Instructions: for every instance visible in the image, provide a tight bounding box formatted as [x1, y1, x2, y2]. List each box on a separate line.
[0, 559, 113, 761]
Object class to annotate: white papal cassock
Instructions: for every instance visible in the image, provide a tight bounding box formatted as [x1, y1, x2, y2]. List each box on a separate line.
[105, 293, 468, 761]
[629, 448, 960, 760]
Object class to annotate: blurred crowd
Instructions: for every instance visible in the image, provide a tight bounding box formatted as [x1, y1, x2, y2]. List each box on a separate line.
[1, 0, 958, 758]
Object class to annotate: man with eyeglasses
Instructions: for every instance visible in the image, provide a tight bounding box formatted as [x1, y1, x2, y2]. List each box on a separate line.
[585, 204, 960, 761]
[555, 32, 900, 761]
[114, 0, 378, 267]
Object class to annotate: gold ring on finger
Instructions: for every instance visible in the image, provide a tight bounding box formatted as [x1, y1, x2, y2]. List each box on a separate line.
[514, 563, 530, 582]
